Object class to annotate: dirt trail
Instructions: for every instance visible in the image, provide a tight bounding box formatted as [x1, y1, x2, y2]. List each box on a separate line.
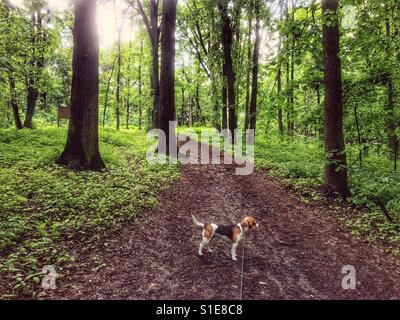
[48, 140, 400, 300]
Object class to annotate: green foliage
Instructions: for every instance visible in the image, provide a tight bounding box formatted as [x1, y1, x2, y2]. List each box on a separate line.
[254, 133, 400, 246]
[0, 127, 179, 298]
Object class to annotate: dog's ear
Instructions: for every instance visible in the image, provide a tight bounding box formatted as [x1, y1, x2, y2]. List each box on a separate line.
[249, 217, 257, 229]
[240, 219, 250, 231]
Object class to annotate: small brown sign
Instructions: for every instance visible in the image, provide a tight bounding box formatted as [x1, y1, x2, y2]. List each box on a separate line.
[57, 106, 70, 127]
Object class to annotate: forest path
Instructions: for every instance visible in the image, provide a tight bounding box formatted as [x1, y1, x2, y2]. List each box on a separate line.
[49, 139, 400, 300]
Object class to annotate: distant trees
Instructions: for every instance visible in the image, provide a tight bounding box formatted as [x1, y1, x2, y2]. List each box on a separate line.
[56, 0, 105, 171]
[322, 0, 349, 198]
[0, 0, 52, 129]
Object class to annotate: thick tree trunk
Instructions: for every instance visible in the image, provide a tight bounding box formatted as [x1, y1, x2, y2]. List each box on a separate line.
[159, 0, 177, 154]
[219, 0, 236, 139]
[150, 0, 160, 128]
[9, 74, 22, 129]
[24, 85, 39, 129]
[56, 0, 105, 171]
[322, 0, 349, 199]
[136, 0, 160, 128]
[244, 16, 252, 131]
[248, 0, 261, 131]
[384, 17, 398, 157]
[277, 0, 284, 135]
[24, 9, 44, 129]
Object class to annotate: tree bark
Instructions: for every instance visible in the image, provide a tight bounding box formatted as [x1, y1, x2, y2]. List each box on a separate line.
[9, 75, 23, 129]
[277, 67, 284, 134]
[277, 0, 284, 134]
[221, 83, 228, 130]
[126, 100, 130, 129]
[136, 0, 160, 128]
[248, 0, 261, 131]
[159, 0, 178, 154]
[322, 0, 349, 199]
[56, 0, 105, 171]
[244, 15, 252, 131]
[102, 56, 117, 127]
[115, 0, 123, 131]
[384, 17, 397, 157]
[218, 0, 237, 139]
[24, 9, 44, 129]
[138, 40, 143, 130]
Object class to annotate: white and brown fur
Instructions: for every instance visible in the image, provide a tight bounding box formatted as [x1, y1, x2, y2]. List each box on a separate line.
[192, 215, 259, 261]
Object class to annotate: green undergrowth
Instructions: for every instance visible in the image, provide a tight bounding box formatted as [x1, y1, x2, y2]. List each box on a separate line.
[0, 127, 179, 298]
[254, 133, 400, 251]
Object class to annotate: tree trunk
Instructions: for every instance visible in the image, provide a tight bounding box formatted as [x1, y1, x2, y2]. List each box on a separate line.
[159, 0, 178, 154]
[138, 40, 143, 130]
[24, 9, 44, 129]
[3, 2, 22, 129]
[277, 0, 284, 134]
[115, 7, 122, 131]
[102, 56, 117, 127]
[219, 0, 236, 139]
[181, 85, 185, 126]
[136, 0, 160, 128]
[56, 0, 105, 171]
[384, 17, 397, 157]
[277, 67, 283, 134]
[248, 0, 261, 131]
[150, 0, 160, 128]
[322, 0, 349, 199]
[212, 77, 220, 130]
[126, 100, 130, 129]
[244, 16, 252, 131]
[189, 95, 193, 127]
[222, 83, 228, 130]
[9, 74, 22, 129]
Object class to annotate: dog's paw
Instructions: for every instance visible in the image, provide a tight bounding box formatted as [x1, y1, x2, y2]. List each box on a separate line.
[207, 248, 213, 253]
[232, 256, 237, 261]
[198, 252, 203, 256]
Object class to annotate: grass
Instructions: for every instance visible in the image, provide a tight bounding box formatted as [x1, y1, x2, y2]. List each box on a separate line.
[254, 133, 400, 249]
[0, 127, 179, 298]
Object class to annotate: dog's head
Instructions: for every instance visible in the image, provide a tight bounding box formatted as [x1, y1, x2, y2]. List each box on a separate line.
[240, 216, 259, 231]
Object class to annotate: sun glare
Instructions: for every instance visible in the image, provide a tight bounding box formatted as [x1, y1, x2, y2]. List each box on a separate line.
[9, 0, 136, 49]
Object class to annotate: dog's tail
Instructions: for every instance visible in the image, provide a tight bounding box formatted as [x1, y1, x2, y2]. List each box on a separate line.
[192, 215, 205, 228]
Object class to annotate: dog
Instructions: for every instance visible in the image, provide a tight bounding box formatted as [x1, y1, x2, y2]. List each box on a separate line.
[192, 215, 259, 261]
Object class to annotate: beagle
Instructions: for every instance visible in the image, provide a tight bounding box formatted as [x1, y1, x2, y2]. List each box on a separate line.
[192, 215, 259, 261]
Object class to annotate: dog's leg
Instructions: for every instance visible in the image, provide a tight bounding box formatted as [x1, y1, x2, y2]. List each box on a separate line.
[206, 239, 213, 252]
[231, 243, 238, 261]
[198, 238, 209, 256]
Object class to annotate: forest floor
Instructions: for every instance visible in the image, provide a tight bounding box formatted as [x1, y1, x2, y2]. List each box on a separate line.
[45, 138, 400, 300]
